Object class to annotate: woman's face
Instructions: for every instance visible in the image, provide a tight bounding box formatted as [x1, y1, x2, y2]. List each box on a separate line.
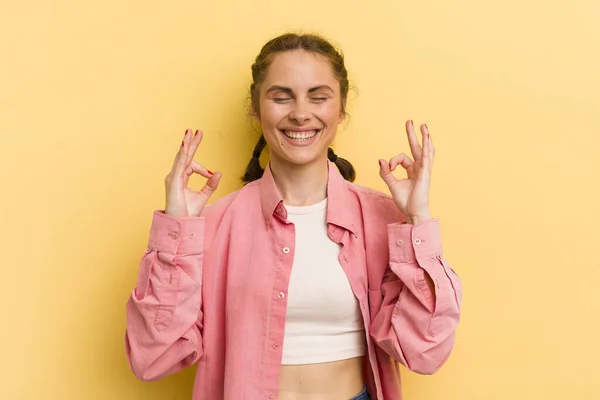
[257, 50, 345, 168]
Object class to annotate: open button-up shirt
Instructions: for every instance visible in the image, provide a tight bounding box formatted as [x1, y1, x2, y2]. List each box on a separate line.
[125, 161, 462, 399]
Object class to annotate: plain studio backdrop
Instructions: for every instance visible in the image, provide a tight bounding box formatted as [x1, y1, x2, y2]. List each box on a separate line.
[1, 0, 599, 399]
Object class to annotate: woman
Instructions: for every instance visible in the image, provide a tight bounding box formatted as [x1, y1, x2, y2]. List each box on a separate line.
[125, 33, 462, 400]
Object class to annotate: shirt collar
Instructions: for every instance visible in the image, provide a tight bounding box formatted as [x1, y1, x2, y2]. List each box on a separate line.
[259, 160, 359, 236]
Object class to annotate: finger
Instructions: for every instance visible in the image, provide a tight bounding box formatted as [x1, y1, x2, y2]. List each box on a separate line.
[182, 160, 213, 187]
[388, 153, 414, 172]
[173, 129, 193, 177]
[185, 130, 204, 167]
[378, 159, 397, 187]
[406, 120, 422, 162]
[390, 153, 415, 180]
[428, 127, 435, 157]
[199, 171, 222, 200]
[187, 160, 214, 179]
[414, 129, 433, 186]
[420, 124, 435, 171]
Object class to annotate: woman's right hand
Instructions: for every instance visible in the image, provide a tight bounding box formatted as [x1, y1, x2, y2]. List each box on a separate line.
[164, 129, 222, 218]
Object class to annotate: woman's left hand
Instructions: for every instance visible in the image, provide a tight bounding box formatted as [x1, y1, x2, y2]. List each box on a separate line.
[378, 120, 434, 225]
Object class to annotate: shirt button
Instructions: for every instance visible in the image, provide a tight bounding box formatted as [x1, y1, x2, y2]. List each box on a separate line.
[273, 344, 279, 349]
[282, 247, 290, 254]
[269, 395, 274, 399]
[277, 292, 285, 299]
[414, 238, 422, 245]
[416, 281, 426, 288]
[396, 239, 404, 246]
[189, 232, 195, 239]
[169, 232, 179, 240]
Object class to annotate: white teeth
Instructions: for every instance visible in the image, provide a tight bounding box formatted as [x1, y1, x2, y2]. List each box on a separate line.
[282, 129, 319, 141]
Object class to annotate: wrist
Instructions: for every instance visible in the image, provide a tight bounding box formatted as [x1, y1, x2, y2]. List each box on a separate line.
[405, 214, 431, 225]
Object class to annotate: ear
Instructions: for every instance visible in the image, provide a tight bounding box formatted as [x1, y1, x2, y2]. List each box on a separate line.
[338, 99, 347, 124]
[252, 111, 261, 124]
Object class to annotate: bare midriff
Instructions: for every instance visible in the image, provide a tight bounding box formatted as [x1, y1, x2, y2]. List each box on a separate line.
[278, 356, 365, 400]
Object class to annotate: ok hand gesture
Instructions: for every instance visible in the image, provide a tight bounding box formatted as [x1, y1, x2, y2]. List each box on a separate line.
[164, 129, 222, 218]
[378, 120, 434, 225]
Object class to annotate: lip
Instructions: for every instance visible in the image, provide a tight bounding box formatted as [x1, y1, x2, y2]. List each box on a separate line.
[279, 127, 322, 132]
[279, 128, 322, 147]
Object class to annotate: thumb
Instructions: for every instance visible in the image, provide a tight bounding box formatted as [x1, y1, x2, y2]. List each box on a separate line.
[200, 171, 222, 199]
[378, 159, 396, 187]
[207, 171, 223, 190]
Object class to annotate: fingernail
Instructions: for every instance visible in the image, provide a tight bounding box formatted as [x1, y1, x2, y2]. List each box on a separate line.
[195, 130, 200, 136]
[409, 120, 413, 126]
[424, 124, 428, 130]
[207, 169, 214, 175]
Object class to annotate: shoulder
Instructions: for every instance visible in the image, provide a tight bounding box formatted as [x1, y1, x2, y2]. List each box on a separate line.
[348, 182, 392, 201]
[201, 180, 261, 219]
[347, 182, 394, 209]
[346, 182, 405, 223]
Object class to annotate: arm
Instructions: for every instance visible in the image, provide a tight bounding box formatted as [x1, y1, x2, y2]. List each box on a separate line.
[373, 120, 462, 373]
[370, 218, 462, 374]
[125, 210, 206, 381]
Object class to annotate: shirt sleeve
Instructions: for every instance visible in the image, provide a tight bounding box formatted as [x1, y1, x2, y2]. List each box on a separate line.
[370, 218, 462, 374]
[124, 210, 206, 381]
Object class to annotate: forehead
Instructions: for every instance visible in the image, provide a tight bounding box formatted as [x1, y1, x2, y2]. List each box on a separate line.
[262, 50, 339, 91]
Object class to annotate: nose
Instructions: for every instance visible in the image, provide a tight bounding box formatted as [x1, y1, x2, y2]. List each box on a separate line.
[289, 100, 311, 122]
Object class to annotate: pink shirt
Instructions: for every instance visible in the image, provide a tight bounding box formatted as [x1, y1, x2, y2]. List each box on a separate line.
[125, 161, 462, 400]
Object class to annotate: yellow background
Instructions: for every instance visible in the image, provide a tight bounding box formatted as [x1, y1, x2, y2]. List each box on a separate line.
[1, 0, 599, 399]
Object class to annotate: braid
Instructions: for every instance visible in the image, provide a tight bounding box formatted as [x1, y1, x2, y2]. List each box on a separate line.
[241, 134, 267, 183]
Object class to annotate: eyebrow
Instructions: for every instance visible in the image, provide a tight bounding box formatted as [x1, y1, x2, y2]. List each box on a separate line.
[265, 85, 335, 94]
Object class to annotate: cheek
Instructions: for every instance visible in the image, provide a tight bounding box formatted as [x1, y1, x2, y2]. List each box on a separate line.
[260, 104, 286, 127]
[318, 101, 342, 124]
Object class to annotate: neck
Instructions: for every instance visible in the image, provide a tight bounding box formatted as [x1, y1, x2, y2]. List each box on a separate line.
[269, 156, 329, 207]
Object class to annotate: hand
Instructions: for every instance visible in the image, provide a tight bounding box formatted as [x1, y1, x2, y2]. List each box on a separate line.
[378, 120, 434, 224]
[164, 129, 222, 218]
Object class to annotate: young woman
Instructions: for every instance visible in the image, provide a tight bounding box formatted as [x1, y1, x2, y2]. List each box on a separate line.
[125, 33, 462, 400]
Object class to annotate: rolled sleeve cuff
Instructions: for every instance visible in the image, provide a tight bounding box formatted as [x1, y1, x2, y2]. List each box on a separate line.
[147, 210, 205, 254]
[388, 218, 443, 263]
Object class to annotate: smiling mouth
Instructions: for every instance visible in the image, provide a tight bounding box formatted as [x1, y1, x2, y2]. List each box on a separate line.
[280, 129, 321, 141]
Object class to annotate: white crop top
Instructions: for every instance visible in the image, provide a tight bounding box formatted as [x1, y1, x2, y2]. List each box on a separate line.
[281, 198, 366, 365]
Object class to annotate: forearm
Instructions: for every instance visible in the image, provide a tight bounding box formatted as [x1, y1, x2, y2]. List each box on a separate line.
[371, 218, 462, 374]
[125, 210, 206, 381]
